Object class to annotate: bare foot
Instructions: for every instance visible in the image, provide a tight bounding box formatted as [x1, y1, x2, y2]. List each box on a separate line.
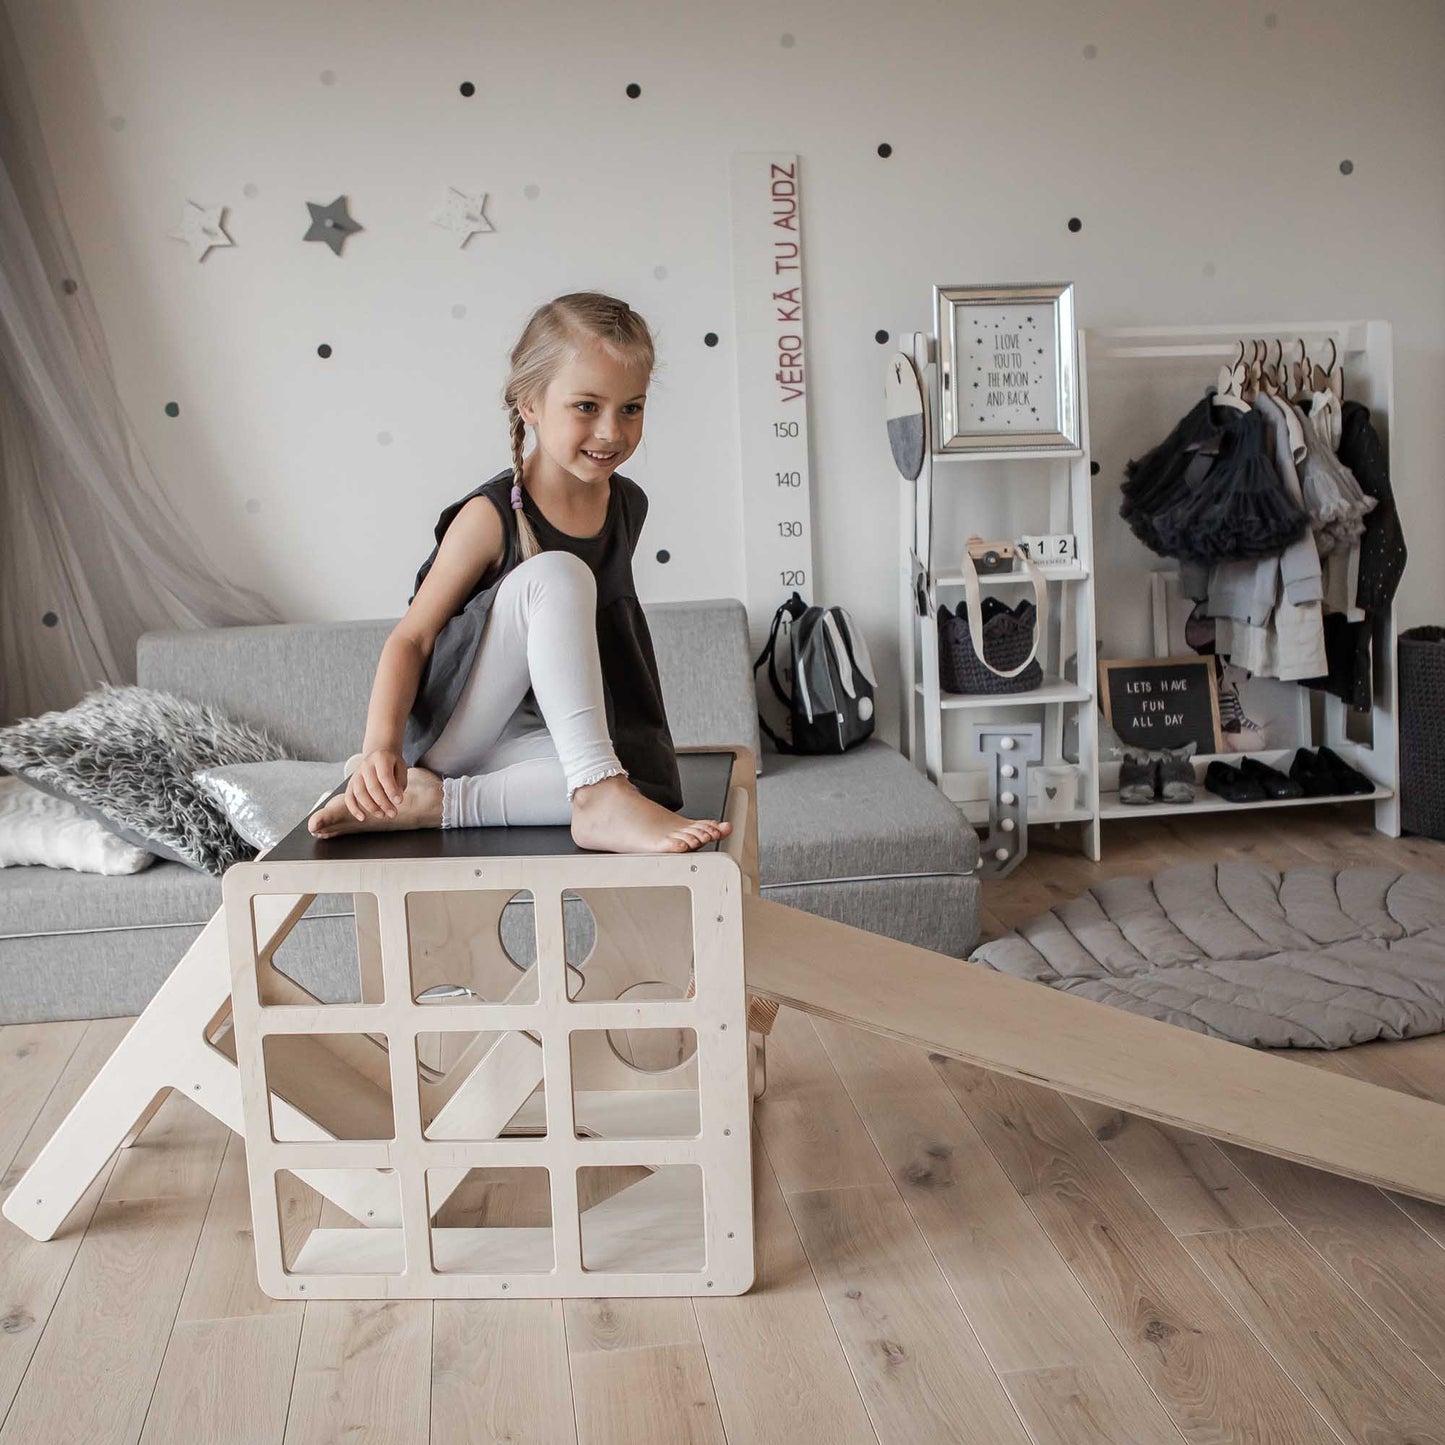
[308, 767, 444, 838]
[569, 774, 733, 854]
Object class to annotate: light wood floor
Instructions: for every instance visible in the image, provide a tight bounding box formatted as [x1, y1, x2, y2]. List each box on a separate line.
[3, 803, 1445, 1444]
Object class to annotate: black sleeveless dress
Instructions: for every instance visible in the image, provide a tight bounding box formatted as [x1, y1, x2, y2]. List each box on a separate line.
[400, 467, 685, 811]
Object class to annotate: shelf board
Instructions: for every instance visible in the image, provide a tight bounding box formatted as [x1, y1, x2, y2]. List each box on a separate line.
[930, 447, 1086, 463]
[918, 677, 1090, 710]
[935, 566, 1088, 586]
[1098, 784, 1393, 820]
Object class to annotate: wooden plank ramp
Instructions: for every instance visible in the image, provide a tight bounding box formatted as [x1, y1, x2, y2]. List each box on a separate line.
[742, 894, 1445, 1206]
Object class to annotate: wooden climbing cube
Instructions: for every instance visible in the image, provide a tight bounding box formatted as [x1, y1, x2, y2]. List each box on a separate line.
[222, 850, 755, 1299]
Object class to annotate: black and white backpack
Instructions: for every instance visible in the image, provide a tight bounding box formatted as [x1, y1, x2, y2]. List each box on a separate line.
[753, 592, 877, 754]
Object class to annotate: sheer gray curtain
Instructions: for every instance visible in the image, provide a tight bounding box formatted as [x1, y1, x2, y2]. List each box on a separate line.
[0, 4, 281, 728]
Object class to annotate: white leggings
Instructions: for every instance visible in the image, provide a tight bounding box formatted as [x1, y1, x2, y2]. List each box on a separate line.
[417, 551, 628, 827]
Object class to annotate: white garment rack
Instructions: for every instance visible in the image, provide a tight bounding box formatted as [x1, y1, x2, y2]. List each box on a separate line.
[901, 319, 1400, 859]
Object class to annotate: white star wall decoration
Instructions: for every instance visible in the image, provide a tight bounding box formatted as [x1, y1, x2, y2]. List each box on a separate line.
[168, 200, 234, 262]
[431, 188, 495, 246]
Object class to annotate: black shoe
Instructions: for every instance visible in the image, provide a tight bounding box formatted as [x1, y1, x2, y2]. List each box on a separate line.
[1316, 745, 1375, 796]
[1204, 760, 1267, 802]
[1238, 756, 1304, 800]
[1288, 748, 1334, 797]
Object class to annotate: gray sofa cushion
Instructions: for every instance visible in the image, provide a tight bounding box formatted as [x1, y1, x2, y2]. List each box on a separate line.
[756, 738, 979, 884]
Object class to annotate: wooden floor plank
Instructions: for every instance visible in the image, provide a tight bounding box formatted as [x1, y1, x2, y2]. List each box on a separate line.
[1181, 1224, 1445, 1443]
[1217, 1144, 1445, 1377]
[565, 1295, 726, 1445]
[809, 1014, 1141, 1376]
[0, 1021, 88, 1182]
[690, 1122, 877, 1444]
[1064, 1099, 1283, 1236]
[0, 1019, 134, 1424]
[431, 1298, 576, 1445]
[138, 1313, 300, 1445]
[758, 1011, 1032, 1445]
[1001, 1362, 1189, 1445]
[933, 1058, 1343, 1445]
[0, 1088, 228, 1445]
[283, 1298, 431, 1445]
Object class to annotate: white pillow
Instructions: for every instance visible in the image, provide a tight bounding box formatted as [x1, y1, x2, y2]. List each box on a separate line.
[0, 775, 157, 875]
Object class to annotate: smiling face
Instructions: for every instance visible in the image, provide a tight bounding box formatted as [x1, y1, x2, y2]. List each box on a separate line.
[519, 338, 650, 488]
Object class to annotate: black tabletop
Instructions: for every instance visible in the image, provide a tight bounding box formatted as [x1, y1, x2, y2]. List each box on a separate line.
[262, 751, 736, 863]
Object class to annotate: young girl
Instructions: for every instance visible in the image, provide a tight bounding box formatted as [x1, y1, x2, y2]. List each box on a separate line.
[307, 291, 732, 854]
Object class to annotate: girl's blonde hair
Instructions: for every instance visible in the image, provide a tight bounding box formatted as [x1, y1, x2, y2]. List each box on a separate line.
[504, 292, 657, 559]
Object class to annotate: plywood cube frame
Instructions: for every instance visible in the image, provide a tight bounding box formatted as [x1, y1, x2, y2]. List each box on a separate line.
[223, 851, 754, 1299]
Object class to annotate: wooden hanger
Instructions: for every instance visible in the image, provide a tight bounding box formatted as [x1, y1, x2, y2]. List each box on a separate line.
[1213, 340, 1250, 412]
[1289, 337, 1313, 403]
[1311, 337, 1344, 403]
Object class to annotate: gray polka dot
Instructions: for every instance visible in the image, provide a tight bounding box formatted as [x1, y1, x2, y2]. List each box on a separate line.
[523, 183, 540, 200]
[61, 278, 78, 295]
[108, 115, 126, 132]
[652, 265, 668, 280]
[1082, 43, 1097, 59]
[1203, 261, 1216, 277]
[245, 498, 261, 514]
[242, 182, 259, 199]
[451, 303, 467, 319]
[1264, 11, 1279, 27]
[377, 431, 393, 447]
[320, 70, 336, 86]
[1339, 158, 1354, 175]
[780, 33, 795, 48]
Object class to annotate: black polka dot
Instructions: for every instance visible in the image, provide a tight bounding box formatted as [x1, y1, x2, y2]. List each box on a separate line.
[656, 549, 671, 564]
[1090, 461, 1100, 475]
[875, 329, 889, 344]
[164, 401, 180, 417]
[877, 142, 892, 158]
[1067, 217, 1083, 233]
[703, 332, 718, 347]
[61, 278, 78, 295]
[1339, 159, 1354, 175]
[625, 82, 641, 98]
[459, 81, 475, 97]
[41, 611, 58, 628]
[317, 343, 333, 359]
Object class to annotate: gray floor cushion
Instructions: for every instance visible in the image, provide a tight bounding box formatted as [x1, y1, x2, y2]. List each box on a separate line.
[970, 861, 1445, 1049]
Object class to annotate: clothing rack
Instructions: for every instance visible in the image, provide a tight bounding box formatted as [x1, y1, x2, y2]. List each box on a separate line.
[899, 319, 1400, 860]
[1083, 320, 1399, 837]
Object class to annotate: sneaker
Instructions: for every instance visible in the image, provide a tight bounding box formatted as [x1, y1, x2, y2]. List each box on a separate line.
[1157, 754, 1196, 804]
[1204, 759, 1267, 802]
[1118, 754, 1159, 805]
[1238, 756, 1304, 799]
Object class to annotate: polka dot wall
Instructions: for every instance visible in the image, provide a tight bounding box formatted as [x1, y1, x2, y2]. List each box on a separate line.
[17, 1, 1444, 725]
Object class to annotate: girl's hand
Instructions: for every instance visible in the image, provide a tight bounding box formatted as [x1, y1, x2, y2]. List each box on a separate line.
[347, 748, 407, 820]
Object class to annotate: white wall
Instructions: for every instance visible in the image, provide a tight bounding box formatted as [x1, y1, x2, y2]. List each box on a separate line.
[11, 0, 1445, 746]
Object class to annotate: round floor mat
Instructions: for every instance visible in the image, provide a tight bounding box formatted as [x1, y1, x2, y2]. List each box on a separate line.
[969, 861, 1445, 1049]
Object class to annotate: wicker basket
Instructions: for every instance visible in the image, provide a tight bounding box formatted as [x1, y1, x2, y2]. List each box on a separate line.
[1399, 626, 1445, 839]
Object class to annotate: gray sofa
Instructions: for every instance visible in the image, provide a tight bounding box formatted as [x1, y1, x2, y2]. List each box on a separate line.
[0, 599, 980, 1024]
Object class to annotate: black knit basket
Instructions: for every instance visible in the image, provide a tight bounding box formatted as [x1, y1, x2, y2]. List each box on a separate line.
[937, 600, 1043, 696]
[1399, 626, 1445, 839]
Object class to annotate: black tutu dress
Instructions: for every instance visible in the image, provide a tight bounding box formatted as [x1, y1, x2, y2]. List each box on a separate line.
[1119, 393, 1229, 555]
[1148, 403, 1309, 564]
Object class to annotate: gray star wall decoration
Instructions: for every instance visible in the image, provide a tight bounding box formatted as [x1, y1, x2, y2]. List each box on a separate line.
[304, 196, 362, 256]
[431, 188, 495, 246]
[168, 200, 234, 262]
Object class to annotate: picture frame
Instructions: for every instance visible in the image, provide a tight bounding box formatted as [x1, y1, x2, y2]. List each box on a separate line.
[933, 282, 1080, 452]
[1099, 655, 1224, 756]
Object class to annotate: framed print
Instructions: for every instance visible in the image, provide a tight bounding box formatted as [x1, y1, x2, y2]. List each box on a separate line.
[933, 282, 1079, 452]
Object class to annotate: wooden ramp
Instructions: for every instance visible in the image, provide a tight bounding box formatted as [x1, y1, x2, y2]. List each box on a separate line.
[743, 894, 1445, 1207]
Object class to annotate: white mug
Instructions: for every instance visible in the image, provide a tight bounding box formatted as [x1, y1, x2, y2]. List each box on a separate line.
[1032, 764, 1079, 819]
